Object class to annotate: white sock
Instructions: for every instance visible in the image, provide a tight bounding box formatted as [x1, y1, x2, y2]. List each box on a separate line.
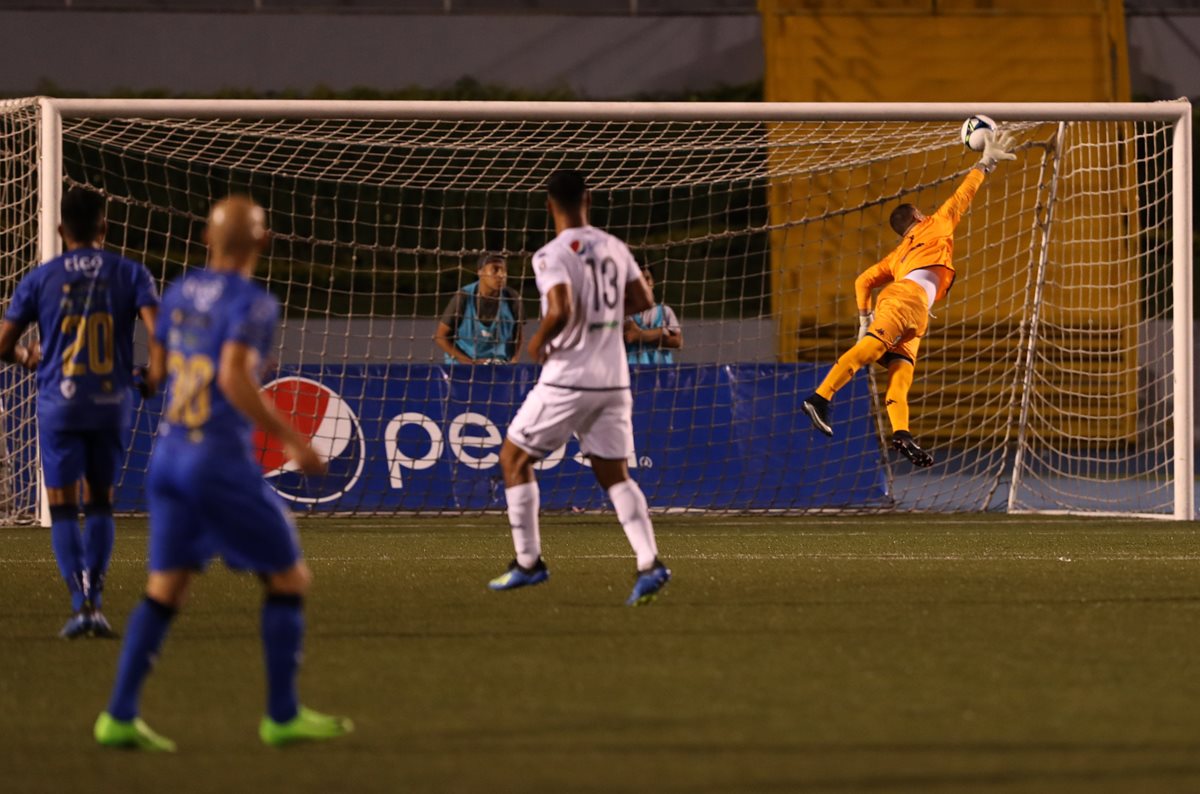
[505, 481, 541, 569]
[607, 479, 658, 571]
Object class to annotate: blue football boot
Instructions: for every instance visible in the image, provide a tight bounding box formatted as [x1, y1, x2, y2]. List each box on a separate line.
[59, 611, 92, 639]
[89, 610, 120, 639]
[626, 560, 672, 606]
[488, 558, 550, 591]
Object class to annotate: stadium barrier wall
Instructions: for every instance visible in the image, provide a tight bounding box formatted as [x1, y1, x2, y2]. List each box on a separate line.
[103, 364, 886, 513]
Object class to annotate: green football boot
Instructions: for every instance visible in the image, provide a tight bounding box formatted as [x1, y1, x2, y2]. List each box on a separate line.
[93, 712, 176, 752]
[259, 706, 353, 747]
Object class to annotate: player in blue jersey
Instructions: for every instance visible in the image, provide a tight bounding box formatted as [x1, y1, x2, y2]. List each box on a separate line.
[93, 195, 352, 752]
[0, 187, 159, 639]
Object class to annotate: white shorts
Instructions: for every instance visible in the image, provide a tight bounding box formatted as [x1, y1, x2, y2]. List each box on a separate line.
[506, 383, 634, 461]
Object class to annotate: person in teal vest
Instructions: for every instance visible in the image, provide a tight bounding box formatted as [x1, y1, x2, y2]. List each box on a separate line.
[436, 253, 524, 364]
[625, 267, 683, 364]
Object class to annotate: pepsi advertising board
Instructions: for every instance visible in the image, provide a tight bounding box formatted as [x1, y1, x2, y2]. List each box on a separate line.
[114, 364, 886, 512]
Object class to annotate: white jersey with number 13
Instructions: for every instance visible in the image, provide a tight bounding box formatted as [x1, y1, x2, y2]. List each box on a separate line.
[532, 225, 641, 390]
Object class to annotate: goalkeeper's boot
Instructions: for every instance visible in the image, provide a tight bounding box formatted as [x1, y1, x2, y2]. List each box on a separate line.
[802, 394, 834, 437]
[59, 610, 92, 639]
[488, 558, 550, 591]
[626, 559, 672, 606]
[94, 712, 177, 752]
[259, 706, 353, 747]
[891, 431, 934, 468]
[88, 610, 120, 639]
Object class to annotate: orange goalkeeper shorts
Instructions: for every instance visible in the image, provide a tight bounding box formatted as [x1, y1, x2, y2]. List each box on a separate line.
[866, 279, 929, 366]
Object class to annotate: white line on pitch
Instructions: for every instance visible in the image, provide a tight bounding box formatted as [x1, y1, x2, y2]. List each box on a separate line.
[5, 553, 1200, 564]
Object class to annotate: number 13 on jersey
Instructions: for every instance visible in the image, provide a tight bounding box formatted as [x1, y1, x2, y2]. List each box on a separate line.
[585, 256, 620, 312]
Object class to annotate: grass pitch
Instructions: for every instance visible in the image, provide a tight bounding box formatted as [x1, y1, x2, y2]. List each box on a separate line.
[2, 514, 1199, 793]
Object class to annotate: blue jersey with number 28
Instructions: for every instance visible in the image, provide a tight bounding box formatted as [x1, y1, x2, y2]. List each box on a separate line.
[155, 269, 279, 452]
[5, 248, 158, 430]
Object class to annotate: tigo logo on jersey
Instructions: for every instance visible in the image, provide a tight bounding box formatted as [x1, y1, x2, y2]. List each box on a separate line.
[253, 377, 366, 504]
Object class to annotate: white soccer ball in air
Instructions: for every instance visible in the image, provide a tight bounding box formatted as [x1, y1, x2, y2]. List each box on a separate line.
[961, 114, 997, 152]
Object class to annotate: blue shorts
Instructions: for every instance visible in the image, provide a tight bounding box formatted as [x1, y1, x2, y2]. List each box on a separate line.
[39, 424, 126, 491]
[147, 438, 301, 574]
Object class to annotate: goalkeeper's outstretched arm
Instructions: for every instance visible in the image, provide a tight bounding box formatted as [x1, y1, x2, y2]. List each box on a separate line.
[935, 130, 1018, 226]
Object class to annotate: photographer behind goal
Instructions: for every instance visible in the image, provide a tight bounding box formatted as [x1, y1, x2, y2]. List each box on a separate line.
[435, 253, 524, 365]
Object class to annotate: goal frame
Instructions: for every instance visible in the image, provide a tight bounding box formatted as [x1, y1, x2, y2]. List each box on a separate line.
[29, 98, 1195, 522]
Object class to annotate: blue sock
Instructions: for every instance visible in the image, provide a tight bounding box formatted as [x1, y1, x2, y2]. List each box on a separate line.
[83, 506, 115, 610]
[261, 594, 304, 724]
[49, 505, 86, 612]
[107, 597, 176, 721]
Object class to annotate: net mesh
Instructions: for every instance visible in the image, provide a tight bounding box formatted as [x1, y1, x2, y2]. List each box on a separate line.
[0, 99, 40, 523]
[1008, 121, 1178, 514]
[0, 107, 1183, 519]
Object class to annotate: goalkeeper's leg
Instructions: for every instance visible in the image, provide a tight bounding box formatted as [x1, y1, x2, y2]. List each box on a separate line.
[883, 353, 933, 468]
[883, 356, 914, 433]
[805, 285, 925, 436]
[803, 336, 887, 436]
[817, 336, 889, 401]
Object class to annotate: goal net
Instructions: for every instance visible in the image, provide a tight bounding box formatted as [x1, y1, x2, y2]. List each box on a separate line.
[0, 99, 40, 522]
[0, 99, 1192, 521]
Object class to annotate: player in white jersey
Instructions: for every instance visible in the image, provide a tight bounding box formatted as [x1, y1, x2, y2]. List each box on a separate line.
[488, 170, 671, 606]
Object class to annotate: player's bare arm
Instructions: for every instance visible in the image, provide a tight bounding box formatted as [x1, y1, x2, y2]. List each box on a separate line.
[658, 318, 683, 351]
[509, 323, 523, 364]
[0, 319, 40, 371]
[146, 332, 166, 398]
[137, 305, 162, 396]
[624, 321, 683, 350]
[434, 320, 475, 364]
[624, 272, 654, 316]
[217, 339, 327, 476]
[527, 283, 571, 365]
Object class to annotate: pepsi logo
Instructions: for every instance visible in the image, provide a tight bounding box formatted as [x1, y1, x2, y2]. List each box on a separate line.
[253, 376, 366, 505]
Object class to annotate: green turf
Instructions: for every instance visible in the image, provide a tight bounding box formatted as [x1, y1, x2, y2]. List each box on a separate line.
[2, 514, 1200, 793]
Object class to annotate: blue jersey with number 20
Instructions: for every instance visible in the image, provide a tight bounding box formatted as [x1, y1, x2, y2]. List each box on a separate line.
[5, 248, 158, 430]
[148, 269, 296, 576]
[155, 269, 279, 453]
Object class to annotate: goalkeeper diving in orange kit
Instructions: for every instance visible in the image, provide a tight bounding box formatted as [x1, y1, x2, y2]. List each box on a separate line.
[802, 128, 1017, 467]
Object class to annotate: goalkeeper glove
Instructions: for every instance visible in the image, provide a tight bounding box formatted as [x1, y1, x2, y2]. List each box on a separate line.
[978, 130, 1017, 173]
[857, 311, 873, 342]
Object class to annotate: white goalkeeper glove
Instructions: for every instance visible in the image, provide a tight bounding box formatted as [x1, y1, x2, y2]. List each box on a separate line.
[978, 130, 1017, 173]
[857, 311, 873, 342]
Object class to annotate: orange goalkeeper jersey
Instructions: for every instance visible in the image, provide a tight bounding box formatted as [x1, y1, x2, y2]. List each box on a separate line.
[854, 168, 985, 311]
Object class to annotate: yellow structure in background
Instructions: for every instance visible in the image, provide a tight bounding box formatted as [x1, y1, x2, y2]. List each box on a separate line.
[761, 0, 1129, 105]
[760, 0, 1138, 443]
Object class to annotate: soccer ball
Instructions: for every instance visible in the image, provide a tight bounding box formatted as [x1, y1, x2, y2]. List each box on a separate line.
[960, 115, 997, 152]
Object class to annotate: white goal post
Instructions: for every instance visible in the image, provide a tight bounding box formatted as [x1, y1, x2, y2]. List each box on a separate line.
[0, 97, 1192, 522]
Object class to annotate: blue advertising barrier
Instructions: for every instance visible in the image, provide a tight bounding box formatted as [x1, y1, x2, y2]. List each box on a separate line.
[111, 364, 886, 512]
